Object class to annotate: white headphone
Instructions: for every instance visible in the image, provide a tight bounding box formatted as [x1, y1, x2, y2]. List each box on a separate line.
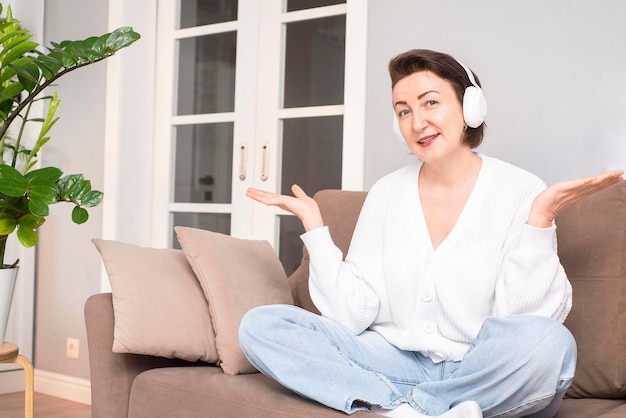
[393, 58, 487, 144]
[457, 59, 487, 128]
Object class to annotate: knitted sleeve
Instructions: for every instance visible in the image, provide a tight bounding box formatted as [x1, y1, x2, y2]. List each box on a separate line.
[493, 188, 572, 323]
[301, 188, 385, 334]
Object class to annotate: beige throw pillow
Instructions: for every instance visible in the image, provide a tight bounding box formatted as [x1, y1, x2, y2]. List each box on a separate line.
[174, 227, 293, 375]
[92, 239, 218, 363]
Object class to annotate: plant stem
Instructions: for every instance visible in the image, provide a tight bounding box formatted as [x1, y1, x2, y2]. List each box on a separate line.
[0, 235, 7, 269]
[12, 99, 32, 169]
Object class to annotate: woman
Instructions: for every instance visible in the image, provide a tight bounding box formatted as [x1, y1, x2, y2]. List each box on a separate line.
[238, 49, 623, 418]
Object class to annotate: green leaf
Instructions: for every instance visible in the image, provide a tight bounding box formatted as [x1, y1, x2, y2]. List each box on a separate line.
[79, 190, 104, 207]
[27, 198, 49, 217]
[0, 217, 17, 235]
[16, 225, 38, 248]
[24, 166, 63, 184]
[68, 44, 90, 63]
[105, 27, 141, 51]
[11, 62, 41, 93]
[56, 174, 83, 199]
[25, 95, 60, 167]
[0, 165, 27, 197]
[0, 80, 25, 101]
[82, 36, 99, 50]
[28, 184, 58, 204]
[17, 214, 45, 229]
[33, 52, 63, 75]
[69, 179, 91, 200]
[72, 206, 89, 224]
[91, 36, 106, 54]
[0, 29, 30, 47]
[0, 55, 32, 83]
[0, 40, 38, 67]
[48, 49, 76, 67]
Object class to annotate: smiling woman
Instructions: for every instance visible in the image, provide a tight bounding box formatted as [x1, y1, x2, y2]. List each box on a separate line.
[239, 48, 623, 418]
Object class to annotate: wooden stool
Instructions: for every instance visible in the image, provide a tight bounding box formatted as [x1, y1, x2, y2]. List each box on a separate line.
[0, 342, 34, 418]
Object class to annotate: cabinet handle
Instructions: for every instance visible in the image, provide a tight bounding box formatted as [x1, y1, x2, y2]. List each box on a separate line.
[261, 142, 269, 181]
[239, 142, 247, 181]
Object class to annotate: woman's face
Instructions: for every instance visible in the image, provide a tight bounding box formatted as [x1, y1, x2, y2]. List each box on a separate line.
[392, 70, 468, 164]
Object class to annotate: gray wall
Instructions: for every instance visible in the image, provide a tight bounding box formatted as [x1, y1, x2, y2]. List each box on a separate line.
[364, 0, 626, 188]
[35, 0, 157, 381]
[35, 0, 109, 377]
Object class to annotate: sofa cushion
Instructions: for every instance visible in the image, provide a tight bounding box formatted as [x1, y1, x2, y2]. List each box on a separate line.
[129, 366, 372, 417]
[554, 398, 626, 418]
[556, 181, 626, 398]
[92, 239, 218, 363]
[175, 227, 293, 375]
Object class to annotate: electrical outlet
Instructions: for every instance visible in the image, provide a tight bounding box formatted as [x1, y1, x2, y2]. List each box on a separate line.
[66, 338, 79, 359]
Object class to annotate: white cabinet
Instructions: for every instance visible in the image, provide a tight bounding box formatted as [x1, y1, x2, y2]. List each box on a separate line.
[153, 0, 366, 274]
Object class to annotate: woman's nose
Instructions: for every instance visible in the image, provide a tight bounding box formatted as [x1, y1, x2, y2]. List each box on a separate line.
[412, 111, 427, 131]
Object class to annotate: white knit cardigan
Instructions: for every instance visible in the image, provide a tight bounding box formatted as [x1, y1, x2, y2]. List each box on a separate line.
[301, 154, 572, 362]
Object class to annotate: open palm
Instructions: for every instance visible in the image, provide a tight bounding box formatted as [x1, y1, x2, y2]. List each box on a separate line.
[529, 170, 624, 228]
[246, 184, 324, 232]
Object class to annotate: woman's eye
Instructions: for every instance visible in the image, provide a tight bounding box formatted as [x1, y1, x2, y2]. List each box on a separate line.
[398, 109, 409, 117]
[426, 100, 438, 106]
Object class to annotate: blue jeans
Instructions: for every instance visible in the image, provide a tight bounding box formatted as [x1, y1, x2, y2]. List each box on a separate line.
[239, 305, 576, 417]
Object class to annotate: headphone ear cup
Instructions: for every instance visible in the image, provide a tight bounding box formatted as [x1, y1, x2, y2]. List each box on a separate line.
[462, 86, 487, 128]
[392, 113, 406, 144]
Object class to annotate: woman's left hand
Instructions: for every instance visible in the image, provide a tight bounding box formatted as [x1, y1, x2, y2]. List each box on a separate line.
[528, 170, 624, 228]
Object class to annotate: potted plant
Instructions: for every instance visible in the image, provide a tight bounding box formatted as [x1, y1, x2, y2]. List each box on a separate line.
[0, 4, 140, 344]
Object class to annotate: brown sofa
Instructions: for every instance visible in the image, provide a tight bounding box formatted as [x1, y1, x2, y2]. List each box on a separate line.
[85, 181, 626, 418]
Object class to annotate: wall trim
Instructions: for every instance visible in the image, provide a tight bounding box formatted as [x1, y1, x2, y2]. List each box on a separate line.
[0, 369, 25, 394]
[34, 369, 91, 405]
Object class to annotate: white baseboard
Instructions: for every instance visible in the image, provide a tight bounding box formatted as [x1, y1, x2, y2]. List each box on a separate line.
[0, 367, 25, 394]
[34, 369, 91, 405]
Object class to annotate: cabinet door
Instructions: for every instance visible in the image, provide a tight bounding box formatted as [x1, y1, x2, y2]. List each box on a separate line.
[153, 0, 361, 275]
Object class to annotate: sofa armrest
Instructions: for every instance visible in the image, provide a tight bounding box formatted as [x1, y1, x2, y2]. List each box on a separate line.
[84, 293, 198, 418]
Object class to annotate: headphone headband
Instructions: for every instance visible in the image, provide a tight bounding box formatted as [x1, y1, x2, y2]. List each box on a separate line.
[455, 59, 480, 90]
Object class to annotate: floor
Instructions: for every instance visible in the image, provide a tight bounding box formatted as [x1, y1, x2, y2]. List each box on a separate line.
[0, 391, 90, 418]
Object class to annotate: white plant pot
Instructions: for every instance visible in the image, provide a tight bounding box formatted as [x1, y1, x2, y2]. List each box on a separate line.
[0, 267, 18, 345]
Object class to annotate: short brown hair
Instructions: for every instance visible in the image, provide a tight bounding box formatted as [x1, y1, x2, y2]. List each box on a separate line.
[388, 49, 485, 148]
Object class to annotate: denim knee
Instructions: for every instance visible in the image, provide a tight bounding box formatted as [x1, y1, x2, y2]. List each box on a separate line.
[239, 305, 273, 349]
[483, 315, 577, 379]
[239, 304, 295, 350]
[522, 315, 577, 365]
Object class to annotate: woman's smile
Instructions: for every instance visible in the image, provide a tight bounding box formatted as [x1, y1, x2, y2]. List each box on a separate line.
[418, 134, 439, 146]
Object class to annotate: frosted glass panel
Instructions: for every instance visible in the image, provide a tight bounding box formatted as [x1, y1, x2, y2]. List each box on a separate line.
[174, 123, 233, 204]
[172, 213, 231, 248]
[283, 15, 345, 108]
[179, 0, 238, 29]
[278, 215, 305, 276]
[281, 116, 342, 196]
[177, 32, 237, 115]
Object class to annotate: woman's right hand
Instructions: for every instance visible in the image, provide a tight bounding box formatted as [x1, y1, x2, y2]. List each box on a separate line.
[246, 184, 324, 232]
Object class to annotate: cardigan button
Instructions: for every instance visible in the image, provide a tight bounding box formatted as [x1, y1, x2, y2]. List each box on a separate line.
[422, 288, 433, 302]
[424, 321, 435, 333]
